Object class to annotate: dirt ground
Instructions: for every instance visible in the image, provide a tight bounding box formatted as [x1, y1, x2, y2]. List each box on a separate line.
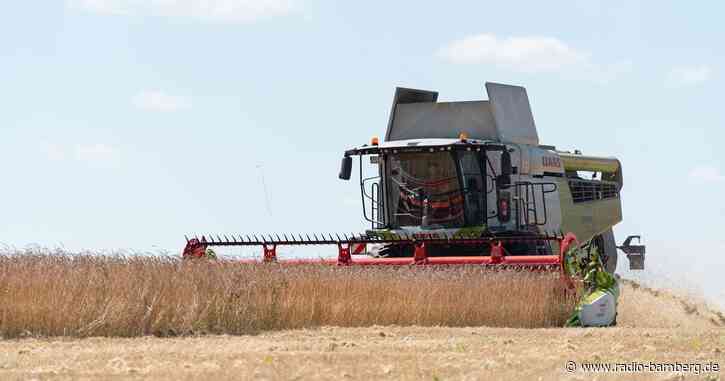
[1, 281, 723, 381]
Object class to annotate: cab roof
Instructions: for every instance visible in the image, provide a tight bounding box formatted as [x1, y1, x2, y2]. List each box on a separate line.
[344, 138, 503, 156]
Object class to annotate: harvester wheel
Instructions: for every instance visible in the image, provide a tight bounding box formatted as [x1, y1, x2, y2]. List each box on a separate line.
[594, 229, 618, 274]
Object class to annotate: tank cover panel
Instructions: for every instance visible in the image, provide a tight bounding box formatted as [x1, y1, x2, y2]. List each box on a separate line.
[485, 82, 539, 146]
[385, 87, 439, 141]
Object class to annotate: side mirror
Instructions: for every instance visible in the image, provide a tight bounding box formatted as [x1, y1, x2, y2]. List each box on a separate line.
[339, 156, 352, 180]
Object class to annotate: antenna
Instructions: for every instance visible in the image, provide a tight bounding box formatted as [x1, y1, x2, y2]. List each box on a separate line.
[256, 163, 273, 216]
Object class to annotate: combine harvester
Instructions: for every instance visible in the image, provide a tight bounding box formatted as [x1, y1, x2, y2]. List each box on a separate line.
[183, 82, 646, 327]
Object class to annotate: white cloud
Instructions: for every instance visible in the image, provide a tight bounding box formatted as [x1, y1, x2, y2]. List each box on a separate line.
[41, 142, 68, 161]
[438, 34, 587, 73]
[132, 90, 189, 113]
[67, 0, 293, 23]
[41, 142, 120, 167]
[437, 33, 632, 83]
[68, 0, 129, 15]
[667, 65, 713, 87]
[689, 165, 724, 183]
[74, 143, 119, 164]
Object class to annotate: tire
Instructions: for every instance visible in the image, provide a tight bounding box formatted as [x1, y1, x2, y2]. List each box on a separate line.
[595, 229, 618, 274]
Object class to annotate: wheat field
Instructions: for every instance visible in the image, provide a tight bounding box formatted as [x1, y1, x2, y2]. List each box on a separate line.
[0, 250, 577, 338]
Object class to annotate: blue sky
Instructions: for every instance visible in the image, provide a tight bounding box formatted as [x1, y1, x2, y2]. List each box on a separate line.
[2, 1, 724, 305]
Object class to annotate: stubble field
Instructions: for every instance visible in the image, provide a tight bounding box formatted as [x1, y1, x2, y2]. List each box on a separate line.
[0, 252, 723, 380]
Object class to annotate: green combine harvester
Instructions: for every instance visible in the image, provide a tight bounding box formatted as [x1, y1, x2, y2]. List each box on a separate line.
[184, 82, 646, 327]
